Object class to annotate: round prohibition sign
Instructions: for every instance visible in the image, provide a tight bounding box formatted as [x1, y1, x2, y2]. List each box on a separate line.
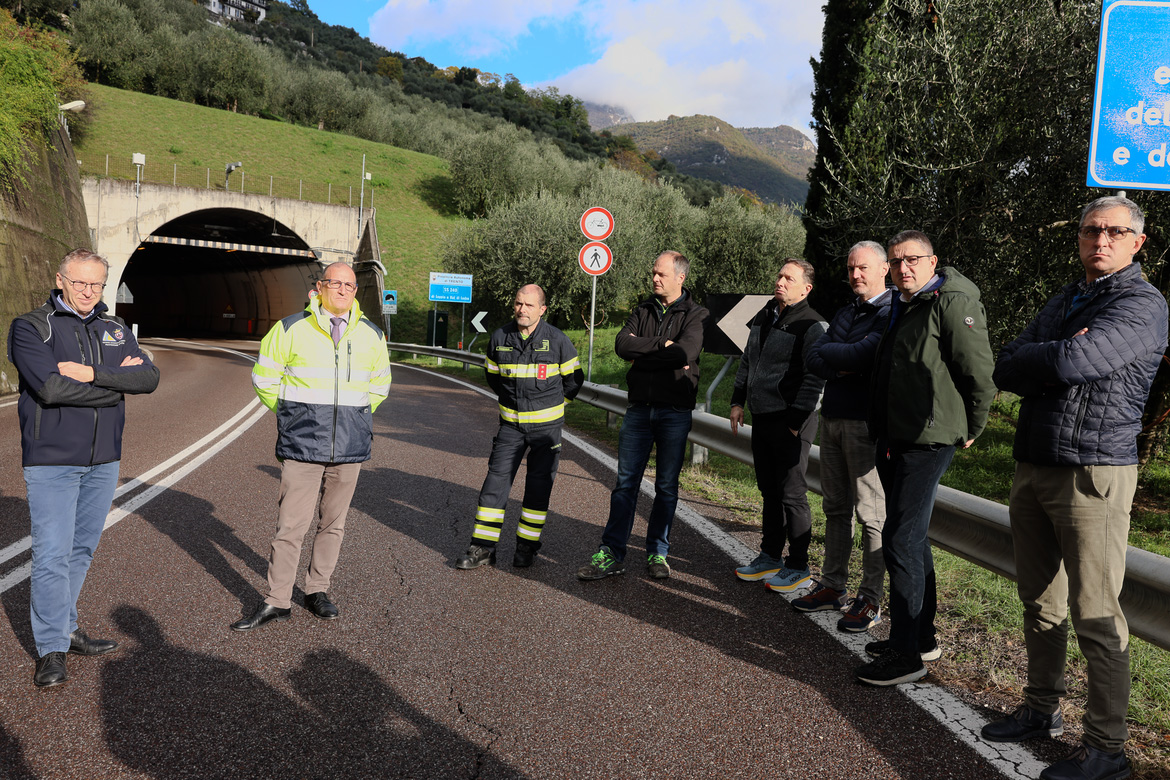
[580, 207, 614, 241]
[579, 241, 613, 276]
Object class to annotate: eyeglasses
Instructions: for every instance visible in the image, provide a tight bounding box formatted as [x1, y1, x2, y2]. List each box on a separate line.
[1077, 226, 1137, 241]
[320, 279, 358, 292]
[888, 255, 931, 268]
[60, 275, 106, 293]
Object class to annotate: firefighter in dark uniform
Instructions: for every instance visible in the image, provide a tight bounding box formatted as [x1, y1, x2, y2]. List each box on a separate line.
[456, 284, 585, 569]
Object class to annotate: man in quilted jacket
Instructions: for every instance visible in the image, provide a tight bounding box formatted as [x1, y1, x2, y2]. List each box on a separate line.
[985, 196, 1168, 780]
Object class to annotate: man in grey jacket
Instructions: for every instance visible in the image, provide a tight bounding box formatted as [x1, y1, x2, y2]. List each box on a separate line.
[730, 259, 827, 592]
[984, 196, 1168, 780]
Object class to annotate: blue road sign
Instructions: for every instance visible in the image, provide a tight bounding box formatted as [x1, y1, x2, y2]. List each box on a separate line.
[1087, 1, 1170, 191]
[428, 273, 473, 304]
[382, 290, 397, 315]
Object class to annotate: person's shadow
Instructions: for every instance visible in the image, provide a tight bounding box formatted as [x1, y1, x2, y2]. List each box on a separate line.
[100, 605, 529, 779]
[0, 721, 38, 780]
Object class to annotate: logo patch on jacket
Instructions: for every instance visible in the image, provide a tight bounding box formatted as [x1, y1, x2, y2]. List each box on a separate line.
[964, 316, 974, 328]
[537, 364, 548, 380]
[536, 340, 550, 352]
[102, 330, 125, 346]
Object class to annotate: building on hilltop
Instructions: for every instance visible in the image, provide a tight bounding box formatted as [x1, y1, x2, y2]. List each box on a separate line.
[204, 0, 268, 23]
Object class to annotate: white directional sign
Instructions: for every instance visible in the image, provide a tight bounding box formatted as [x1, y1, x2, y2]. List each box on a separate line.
[579, 242, 613, 276]
[716, 294, 773, 354]
[472, 311, 488, 333]
[1087, 1, 1170, 190]
[580, 207, 614, 241]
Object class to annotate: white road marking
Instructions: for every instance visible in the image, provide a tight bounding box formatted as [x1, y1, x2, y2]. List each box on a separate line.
[398, 362, 1046, 780]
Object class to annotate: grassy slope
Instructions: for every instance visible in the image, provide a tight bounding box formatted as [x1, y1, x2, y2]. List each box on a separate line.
[75, 84, 465, 343]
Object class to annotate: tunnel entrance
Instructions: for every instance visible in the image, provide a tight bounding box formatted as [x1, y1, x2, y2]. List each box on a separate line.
[118, 207, 323, 338]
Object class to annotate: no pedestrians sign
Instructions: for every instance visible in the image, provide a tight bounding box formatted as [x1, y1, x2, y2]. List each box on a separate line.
[579, 241, 613, 275]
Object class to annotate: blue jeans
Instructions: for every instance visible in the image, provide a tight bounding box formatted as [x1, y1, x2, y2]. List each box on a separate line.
[25, 461, 120, 657]
[875, 441, 954, 658]
[601, 403, 692, 561]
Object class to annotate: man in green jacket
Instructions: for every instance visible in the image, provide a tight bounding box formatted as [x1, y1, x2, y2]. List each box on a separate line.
[855, 230, 995, 686]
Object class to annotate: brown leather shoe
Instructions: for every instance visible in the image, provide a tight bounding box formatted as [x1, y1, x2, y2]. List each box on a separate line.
[34, 652, 68, 688]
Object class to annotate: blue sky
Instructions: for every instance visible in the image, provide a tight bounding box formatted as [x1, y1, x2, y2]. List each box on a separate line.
[311, 1, 824, 138]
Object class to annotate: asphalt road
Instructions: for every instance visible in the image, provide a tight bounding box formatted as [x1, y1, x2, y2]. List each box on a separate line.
[0, 339, 1042, 779]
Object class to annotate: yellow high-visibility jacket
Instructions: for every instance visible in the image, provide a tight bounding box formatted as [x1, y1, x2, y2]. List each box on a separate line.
[252, 299, 391, 463]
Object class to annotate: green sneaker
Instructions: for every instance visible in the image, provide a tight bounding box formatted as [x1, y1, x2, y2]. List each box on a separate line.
[646, 554, 671, 579]
[577, 546, 626, 580]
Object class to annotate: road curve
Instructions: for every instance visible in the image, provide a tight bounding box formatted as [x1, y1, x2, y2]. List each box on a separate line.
[0, 339, 1037, 779]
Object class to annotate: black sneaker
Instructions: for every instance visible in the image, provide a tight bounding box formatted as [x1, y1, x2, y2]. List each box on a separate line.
[1040, 743, 1130, 780]
[577, 546, 625, 580]
[855, 649, 927, 686]
[865, 639, 941, 661]
[981, 704, 1064, 743]
[456, 544, 496, 569]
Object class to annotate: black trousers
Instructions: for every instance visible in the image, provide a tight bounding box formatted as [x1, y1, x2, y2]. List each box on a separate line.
[472, 423, 562, 549]
[751, 412, 816, 569]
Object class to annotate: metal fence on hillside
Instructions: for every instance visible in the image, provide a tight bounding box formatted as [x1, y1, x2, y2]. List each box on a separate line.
[77, 155, 371, 208]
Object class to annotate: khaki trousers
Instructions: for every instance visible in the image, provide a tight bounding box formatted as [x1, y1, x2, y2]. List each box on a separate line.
[1009, 462, 1135, 753]
[264, 460, 362, 610]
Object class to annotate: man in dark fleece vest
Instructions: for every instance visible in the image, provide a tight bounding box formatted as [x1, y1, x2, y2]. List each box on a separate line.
[730, 259, 828, 593]
[983, 196, 1168, 780]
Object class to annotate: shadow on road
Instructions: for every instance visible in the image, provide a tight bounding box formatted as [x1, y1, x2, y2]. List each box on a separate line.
[100, 605, 530, 779]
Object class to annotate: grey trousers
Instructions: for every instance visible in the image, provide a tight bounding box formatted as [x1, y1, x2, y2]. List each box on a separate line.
[1009, 462, 1136, 753]
[264, 459, 362, 610]
[818, 416, 886, 603]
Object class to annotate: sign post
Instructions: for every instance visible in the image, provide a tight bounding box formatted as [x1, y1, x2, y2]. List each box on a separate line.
[1087, 1, 1170, 191]
[428, 273, 473, 349]
[578, 223, 614, 380]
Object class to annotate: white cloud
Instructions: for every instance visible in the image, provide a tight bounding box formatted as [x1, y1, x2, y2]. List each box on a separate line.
[559, 0, 823, 133]
[368, 0, 825, 133]
[370, 0, 580, 58]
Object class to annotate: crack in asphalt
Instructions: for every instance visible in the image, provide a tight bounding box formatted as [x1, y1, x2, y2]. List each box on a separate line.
[449, 684, 503, 779]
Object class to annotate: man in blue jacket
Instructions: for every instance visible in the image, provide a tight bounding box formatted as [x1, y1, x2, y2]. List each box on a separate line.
[796, 241, 891, 632]
[8, 249, 160, 688]
[984, 196, 1168, 780]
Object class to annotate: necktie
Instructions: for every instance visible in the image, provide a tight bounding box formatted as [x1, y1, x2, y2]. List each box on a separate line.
[331, 317, 344, 346]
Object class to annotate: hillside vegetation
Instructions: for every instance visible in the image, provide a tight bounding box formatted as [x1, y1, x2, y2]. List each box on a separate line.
[75, 84, 464, 342]
[612, 115, 812, 205]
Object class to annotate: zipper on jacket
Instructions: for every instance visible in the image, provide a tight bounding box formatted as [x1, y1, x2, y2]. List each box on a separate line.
[347, 341, 352, 382]
[75, 331, 89, 364]
[1071, 390, 1089, 449]
[331, 347, 340, 463]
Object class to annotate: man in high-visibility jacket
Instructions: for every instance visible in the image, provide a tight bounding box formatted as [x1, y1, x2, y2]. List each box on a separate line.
[456, 284, 583, 569]
[232, 262, 392, 632]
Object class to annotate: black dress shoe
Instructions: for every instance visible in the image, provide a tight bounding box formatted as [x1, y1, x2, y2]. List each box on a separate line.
[230, 603, 291, 632]
[513, 542, 538, 568]
[456, 544, 496, 569]
[304, 591, 339, 620]
[34, 652, 68, 688]
[69, 629, 119, 656]
[1040, 743, 1130, 780]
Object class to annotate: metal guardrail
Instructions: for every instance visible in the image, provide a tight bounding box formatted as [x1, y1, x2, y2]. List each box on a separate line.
[389, 342, 1170, 651]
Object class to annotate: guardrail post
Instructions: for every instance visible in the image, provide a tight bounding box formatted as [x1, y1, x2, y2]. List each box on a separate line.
[691, 403, 709, 465]
[606, 385, 620, 429]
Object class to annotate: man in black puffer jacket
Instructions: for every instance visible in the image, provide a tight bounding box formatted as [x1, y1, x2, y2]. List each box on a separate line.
[984, 196, 1168, 780]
